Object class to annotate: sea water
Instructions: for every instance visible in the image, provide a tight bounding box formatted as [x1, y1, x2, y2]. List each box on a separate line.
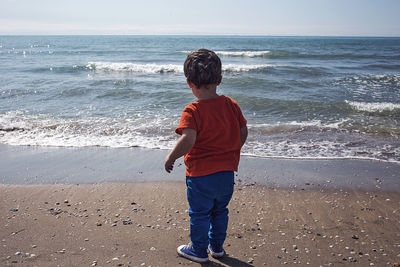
[0, 36, 399, 163]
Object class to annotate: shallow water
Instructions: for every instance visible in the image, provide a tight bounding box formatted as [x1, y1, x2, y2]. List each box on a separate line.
[0, 36, 399, 162]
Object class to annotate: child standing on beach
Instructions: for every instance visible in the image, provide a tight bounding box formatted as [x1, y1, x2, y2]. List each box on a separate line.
[164, 49, 248, 263]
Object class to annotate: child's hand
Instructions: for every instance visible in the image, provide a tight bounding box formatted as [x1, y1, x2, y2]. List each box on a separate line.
[164, 128, 196, 173]
[164, 155, 175, 173]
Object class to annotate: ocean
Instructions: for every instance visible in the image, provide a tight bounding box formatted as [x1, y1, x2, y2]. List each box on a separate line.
[0, 35, 399, 163]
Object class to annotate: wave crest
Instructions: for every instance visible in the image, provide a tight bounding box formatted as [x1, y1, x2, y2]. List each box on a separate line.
[87, 62, 275, 74]
[0, 111, 175, 149]
[1, 112, 398, 163]
[345, 100, 400, 112]
[223, 64, 275, 72]
[87, 62, 182, 74]
[182, 50, 270, 57]
[216, 50, 270, 57]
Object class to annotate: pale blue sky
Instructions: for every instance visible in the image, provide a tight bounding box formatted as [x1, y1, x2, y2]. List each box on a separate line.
[1, 0, 399, 36]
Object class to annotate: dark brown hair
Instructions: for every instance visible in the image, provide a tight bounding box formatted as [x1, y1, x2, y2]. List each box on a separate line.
[184, 49, 222, 88]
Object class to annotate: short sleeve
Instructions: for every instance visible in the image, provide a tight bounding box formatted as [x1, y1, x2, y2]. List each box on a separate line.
[238, 108, 247, 128]
[175, 105, 197, 135]
[230, 98, 247, 128]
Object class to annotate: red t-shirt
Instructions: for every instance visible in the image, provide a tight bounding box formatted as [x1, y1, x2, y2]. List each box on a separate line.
[176, 95, 247, 177]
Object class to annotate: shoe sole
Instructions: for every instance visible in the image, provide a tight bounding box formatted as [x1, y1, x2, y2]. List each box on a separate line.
[208, 245, 225, 258]
[177, 245, 209, 263]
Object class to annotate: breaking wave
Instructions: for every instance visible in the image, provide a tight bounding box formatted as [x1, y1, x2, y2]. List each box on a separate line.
[0, 111, 175, 149]
[1, 111, 398, 163]
[345, 100, 400, 113]
[87, 62, 182, 74]
[86, 62, 277, 73]
[182, 50, 271, 57]
[215, 50, 270, 57]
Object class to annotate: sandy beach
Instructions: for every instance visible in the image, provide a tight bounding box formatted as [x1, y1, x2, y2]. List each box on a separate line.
[1, 182, 400, 267]
[1, 145, 400, 266]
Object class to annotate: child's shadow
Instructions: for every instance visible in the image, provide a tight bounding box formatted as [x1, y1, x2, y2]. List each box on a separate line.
[201, 255, 254, 267]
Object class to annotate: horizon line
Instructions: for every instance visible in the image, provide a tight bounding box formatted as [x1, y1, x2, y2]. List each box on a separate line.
[1, 33, 399, 38]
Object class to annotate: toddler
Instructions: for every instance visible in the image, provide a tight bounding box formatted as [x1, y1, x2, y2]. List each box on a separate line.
[164, 48, 247, 263]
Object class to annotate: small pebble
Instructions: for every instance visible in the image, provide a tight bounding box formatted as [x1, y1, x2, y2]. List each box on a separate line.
[122, 220, 132, 225]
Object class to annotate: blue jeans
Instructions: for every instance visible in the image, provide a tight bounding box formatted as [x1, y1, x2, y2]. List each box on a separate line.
[186, 171, 234, 254]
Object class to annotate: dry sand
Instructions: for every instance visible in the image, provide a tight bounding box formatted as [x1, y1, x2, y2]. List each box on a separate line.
[1, 182, 399, 267]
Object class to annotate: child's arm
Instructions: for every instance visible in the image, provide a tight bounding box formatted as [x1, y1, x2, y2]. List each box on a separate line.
[240, 126, 248, 147]
[164, 128, 196, 173]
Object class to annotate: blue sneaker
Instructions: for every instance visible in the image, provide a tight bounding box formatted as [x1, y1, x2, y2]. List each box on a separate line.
[177, 243, 209, 263]
[208, 244, 225, 258]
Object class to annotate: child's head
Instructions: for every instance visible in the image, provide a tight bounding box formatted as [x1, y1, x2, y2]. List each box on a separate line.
[184, 49, 222, 88]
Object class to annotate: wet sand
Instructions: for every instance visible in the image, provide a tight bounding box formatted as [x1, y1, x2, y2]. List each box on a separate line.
[1, 145, 399, 192]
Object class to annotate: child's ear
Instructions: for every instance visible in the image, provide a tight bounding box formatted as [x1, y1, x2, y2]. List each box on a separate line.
[217, 75, 222, 85]
[187, 79, 195, 88]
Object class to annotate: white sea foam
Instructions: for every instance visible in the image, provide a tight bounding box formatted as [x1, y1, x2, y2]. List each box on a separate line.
[182, 50, 270, 57]
[245, 139, 354, 159]
[223, 64, 275, 72]
[1, 112, 398, 163]
[87, 62, 274, 73]
[87, 62, 183, 74]
[216, 51, 270, 57]
[247, 119, 350, 132]
[345, 100, 400, 112]
[0, 111, 176, 149]
[243, 138, 400, 164]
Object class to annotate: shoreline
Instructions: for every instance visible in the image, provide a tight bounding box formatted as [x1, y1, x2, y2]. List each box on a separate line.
[1, 144, 399, 192]
[242, 153, 400, 164]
